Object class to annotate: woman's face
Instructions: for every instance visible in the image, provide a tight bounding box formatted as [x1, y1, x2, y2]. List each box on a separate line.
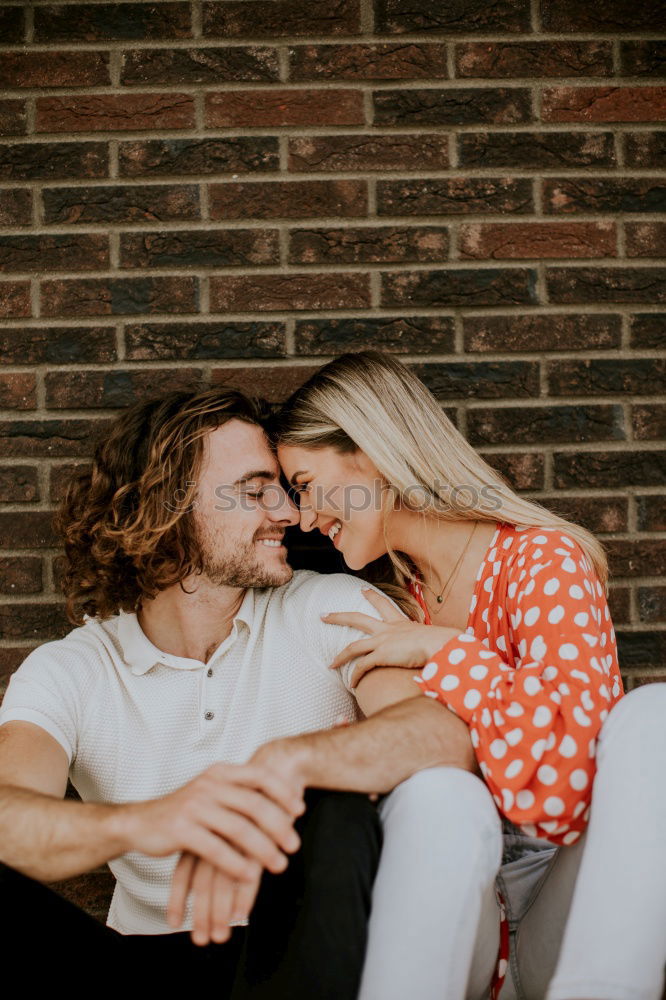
[277, 443, 390, 571]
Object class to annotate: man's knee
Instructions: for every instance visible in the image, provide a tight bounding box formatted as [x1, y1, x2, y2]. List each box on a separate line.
[298, 790, 382, 880]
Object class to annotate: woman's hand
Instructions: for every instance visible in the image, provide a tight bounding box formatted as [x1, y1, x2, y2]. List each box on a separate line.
[322, 589, 461, 689]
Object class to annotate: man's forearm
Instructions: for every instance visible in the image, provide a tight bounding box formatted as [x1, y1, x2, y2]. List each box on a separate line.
[256, 697, 479, 794]
[0, 785, 128, 883]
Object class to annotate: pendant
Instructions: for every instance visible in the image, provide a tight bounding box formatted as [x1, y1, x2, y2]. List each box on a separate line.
[437, 595, 443, 603]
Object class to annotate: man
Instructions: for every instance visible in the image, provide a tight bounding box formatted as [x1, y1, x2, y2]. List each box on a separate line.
[0, 387, 480, 996]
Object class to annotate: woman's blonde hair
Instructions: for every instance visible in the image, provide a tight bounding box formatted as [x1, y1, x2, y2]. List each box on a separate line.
[272, 350, 609, 618]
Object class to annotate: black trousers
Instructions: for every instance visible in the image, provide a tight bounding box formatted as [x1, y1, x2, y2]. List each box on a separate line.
[0, 789, 381, 998]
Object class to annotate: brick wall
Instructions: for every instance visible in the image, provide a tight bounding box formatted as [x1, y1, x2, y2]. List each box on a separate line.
[0, 0, 665, 918]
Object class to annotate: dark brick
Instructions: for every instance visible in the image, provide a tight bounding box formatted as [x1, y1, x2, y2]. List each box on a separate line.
[0, 647, 37, 688]
[205, 89, 364, 128]
[621, 41, 666, 77]
[119, 138, 279, 177]
[0, 235, 109, 274]
[0, 603, 70, 642]
[554, 451, 666, 489]
[542, 87, 666, 124]
[412, 361, 539, 400]
[638, 586, 666, 624]
[289, 134, 449, 172]
[0, 512, 59, 549]
[36, 94, 195, 133]
[45, 369, 204, 410]
[460, 222, 615, 260]
[0, 467, 39, 503]
[548, 359, 666, 396]
[541, 0, 666, 32]
[629, 314, 666, 350]
[0, 374, 37, 410]
[456, 41, 613, 78]
[616, 630, 666, 671]
[0, 100, 27, 136]
[120, 229, 279, 268]
[41, 277, 198, 317]
[289, 226, 448, 264]
[0, 190, 32, 227]
[202, 0, 360, 38]
[382, 268, 537, 308]
[632, 405, 666, 442]
[378, 177, 532, 217]
[0, 6, 24, 42]
[624, 131, 666, 169]
[0, 327, 116, 366]
[0, 419, 112, 459]
[468, 404, 624, 445]
[0, 142, 108, 182]
[483, 452, 545, 490]
[43, 185, 199, 224]
[375, 0, 530, 33]
[125, 322, 286, 360]
[464, 314, 621, 352]
[50, 463, 92, 504]
[538, 495, 629, 535]
[547, 267, 666, 305]
[374, 87, 531, 126]
[50, 868, 115, 922]
[295, 316, 454, 355]
[0, 281, 31, 318]
[636, 495, 666, 532]
[209, 180, 367, 220]
[459, 131, 615, 169]
[544, 178, 666, 214]
[212, 365, 321, 402]
[607, 539, 666, 579]
[608, 587, 631, 625]
[0, 557, 42, 595]
[290, 43, 448, 80]
[121, 46, 279, 85]
[0, 52, 110, 89]
[626, 223, 666, 258]
[209, 273, 370, 312]
[34, 3, 192, 41]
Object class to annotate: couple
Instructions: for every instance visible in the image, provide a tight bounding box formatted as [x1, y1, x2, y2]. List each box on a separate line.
[0, 351, 664, 999]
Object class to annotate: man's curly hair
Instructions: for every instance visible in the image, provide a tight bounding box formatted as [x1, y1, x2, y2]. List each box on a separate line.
[54, 386, 272, 625]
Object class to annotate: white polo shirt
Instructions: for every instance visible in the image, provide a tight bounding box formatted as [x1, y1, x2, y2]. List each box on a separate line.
[0, 569, 387, 935]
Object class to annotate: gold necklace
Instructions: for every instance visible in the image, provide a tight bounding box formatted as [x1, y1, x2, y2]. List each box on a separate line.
[418, 521, 479, 610]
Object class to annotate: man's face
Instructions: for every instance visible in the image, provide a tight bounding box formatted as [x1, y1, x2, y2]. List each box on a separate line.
[192, 420, 299, 589]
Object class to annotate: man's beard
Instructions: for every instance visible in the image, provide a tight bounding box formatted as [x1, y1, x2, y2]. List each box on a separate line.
[194, 519, 293, 589]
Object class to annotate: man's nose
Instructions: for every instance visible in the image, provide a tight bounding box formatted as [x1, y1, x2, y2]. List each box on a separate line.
[266, 484, 300, 526]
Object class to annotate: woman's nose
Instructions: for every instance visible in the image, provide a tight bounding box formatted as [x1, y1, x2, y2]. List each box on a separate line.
[299, 504, 317, 532]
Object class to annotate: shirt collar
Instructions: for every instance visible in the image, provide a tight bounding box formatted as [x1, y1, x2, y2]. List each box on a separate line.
[117, 588, 255, 676]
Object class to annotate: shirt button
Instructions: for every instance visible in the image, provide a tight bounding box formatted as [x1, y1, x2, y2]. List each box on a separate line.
[204, 711, 214, 721]
[207, 668, 213, 678]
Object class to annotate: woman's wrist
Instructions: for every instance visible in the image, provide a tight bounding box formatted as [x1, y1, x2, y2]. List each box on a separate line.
[422, 626, 463, 663]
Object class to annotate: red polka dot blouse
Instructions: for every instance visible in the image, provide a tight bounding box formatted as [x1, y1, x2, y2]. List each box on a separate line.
[412, 521, 625, 847]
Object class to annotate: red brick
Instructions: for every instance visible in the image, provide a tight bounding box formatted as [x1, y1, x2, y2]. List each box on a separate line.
[0, 52, 110, 89]
[289, 134, 449, 171]
[209, 180, 367, 220]
[0, 374, 36, 410]
[459, 222, 616, 260]
[45, 369, 204, 409]
[290, 43, 448, 80]
[289, 226, 449, 264]
[0, 466, 39, 503]
[205, 89, 364, 127]
[209, 273, 370, 312]
[626, 223, 666, 259]
[0, 419, 112, 459]
[211, 365, 321, 402]
[456, 41, 612, 78]
[50, 463, 92, 504]
[0, 281, 31, 318]
[0, 190, 32, 227]
[0, 99, 27, 136]
[542, 87, 666, 124]
[36, 94, 195, 133]
[0, 557, 42, 595]
[41, 277, 197, 317]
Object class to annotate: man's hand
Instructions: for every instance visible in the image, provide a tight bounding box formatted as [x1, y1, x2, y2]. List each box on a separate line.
[168, 852, 263, 945]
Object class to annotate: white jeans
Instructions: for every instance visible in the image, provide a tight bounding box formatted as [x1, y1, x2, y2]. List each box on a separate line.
[360, 684, 666, 1000]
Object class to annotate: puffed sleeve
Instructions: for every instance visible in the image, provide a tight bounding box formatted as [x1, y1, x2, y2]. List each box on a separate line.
[413, 529, 624, 846]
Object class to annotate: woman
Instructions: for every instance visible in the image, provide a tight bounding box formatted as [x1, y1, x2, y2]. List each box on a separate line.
[272, 350, 666, 1000]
